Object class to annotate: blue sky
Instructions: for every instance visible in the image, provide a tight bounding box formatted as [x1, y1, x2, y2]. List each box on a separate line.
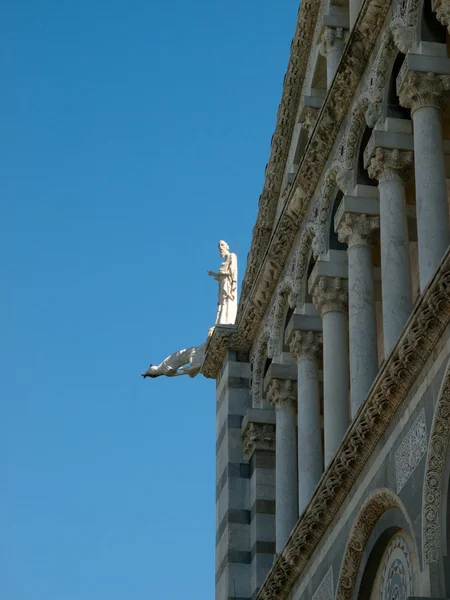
[1, 1, 299, 598]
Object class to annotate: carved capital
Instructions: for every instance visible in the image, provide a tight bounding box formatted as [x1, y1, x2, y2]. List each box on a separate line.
[367, 147, 413, 184]
[267, 378, 297, 409]
[301, 106, 319, 133]
[433, 0, 450, 33]
[289, 330, 322, 362]
[336, 212, 380, 248]
[398, 68, 450, 114]
[389, 20, 416, 54]
[319, 26, 344, 57]
[312, 276, 348, 315]
[242, 422, 276, 456]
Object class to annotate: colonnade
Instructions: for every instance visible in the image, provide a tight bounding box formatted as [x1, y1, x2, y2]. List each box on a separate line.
[261, 61, 450, 552]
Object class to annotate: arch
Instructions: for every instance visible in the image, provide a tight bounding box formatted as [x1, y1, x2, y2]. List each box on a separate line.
[363, 28, 398, 127]
[268, 275, 296, 359]
[335, 488, 418, 599]
[310, 167, 339, 259]
[251, 328, 271, 405]
[293, 225, 315, 304]
[422, 356, 450, 565]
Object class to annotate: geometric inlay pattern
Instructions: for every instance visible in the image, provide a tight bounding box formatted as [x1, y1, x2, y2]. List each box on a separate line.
[379, 534, 413, 600]
[395, 408, 427, 493]
[312, 566, 333, 600]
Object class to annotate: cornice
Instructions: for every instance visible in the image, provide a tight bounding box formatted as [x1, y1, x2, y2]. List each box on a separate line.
[256, 252, 450, 600]
[202, 0, 392, 379]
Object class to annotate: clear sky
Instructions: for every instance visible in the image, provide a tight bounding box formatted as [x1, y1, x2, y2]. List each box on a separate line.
[2, 2, 299, 598]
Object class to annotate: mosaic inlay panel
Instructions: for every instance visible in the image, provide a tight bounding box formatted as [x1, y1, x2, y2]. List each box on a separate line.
[379, 534, 413, 600]
[395, 408, 427, 493]
[312, 566, 333, 600]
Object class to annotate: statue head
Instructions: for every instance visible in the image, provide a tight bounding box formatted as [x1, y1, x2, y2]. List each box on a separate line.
[218, 240, 230, 258]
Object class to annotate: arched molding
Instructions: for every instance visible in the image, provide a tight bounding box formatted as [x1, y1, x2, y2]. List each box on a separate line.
[390, 0, 424, 53]
[334, 97, 369, 195]
[363, 28, 398, 128]
[251, 328, 271, 405]
[422, 356, 450, 564]
[335, 488, 418, 599]
[293, 225, 315, 304]
[268, 271, 296, 359]
[310, 167, 339, 259]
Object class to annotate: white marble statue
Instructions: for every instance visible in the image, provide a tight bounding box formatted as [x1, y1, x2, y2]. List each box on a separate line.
[207, 240, 238, 325]
[142, 241, 238, 380]
[141, 343, 206, 378]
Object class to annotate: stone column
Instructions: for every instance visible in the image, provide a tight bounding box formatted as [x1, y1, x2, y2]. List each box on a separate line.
[319, 27, 346, 88]
[398, 70, 450, 291]
[267, 378, 297, 552]
[336, 212, 380, 416]
[312, 277, 350, 466]
[368, 148, 413, 358]
[289, 330, 323, 514]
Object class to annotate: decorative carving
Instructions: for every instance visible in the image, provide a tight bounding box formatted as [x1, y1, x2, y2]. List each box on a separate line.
[389, 18, 417, 53]
[397, 69, 450, 114]
[289, 330, 322, 361]
[267, 378, 297, 409]
[208, 240, 238, 325]
[293, 226, 315, 303]
[141, 343, 206, 378]
[367, 148, 413, 183]
[268, 275, 296, 358]
[395, 408, 427, 493]
[301, 106, 320, 133]
[335, 490, 415, 600]
[311, 168, 339, 259]
[256, 255, 450, 600]
[422, 356, 450, 564]
[336, 213, 380, 248]
[433, 0, 450, 32]
[242, 422, 276, 456]
[319, 26, 344, 57]
[251, 329, 270, 404]
[312, 276, 348, 315]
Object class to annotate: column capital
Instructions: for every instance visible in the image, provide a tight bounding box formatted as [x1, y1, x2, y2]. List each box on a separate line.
[267, 378, 297, 409]
[242, 421, 276, 456]
[398, 68, 450, 114]
[336, 212, 380, 248]
[319, 26, 345, 57]
[367, 147, 413, 184]
[289, 330, 322, 361]
[312, 276, 348, 315]
[300, 106, 319, 134]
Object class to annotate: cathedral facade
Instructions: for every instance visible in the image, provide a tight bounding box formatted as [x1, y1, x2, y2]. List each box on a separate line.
[202, 0, 450, 598]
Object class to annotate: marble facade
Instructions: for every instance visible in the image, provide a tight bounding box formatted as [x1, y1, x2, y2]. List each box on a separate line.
[203, 1, 450, 599]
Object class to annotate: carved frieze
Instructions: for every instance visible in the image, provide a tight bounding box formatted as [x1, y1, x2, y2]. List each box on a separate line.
[242, 422, 276, 456]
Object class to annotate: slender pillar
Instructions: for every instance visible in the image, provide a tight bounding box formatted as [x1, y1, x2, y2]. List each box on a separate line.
[289, 330, 323, 514]
[319, 27, 346, 88]
[336, 213, 380, 416]
[368, 148, 413, 357]
[398, 70, 450, 290]
[267, 378, 297, 552]
[312, 276, 350, 466]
